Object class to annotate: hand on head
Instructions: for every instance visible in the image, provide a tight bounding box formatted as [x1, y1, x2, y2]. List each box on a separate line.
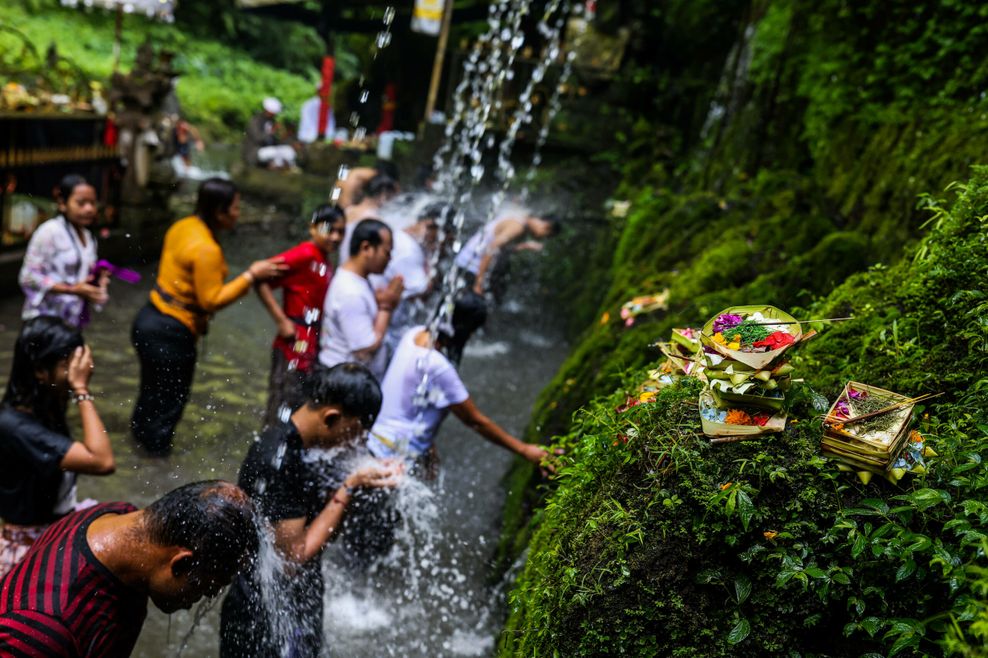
[67, 345, 94, 392]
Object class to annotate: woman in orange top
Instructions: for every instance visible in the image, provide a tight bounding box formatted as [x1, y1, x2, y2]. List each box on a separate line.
[130, 178, 285, 454]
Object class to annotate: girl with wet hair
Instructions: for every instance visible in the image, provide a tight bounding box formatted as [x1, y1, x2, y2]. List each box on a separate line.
[18, 174, 110, 328]
[0, 317, 116, 578]
[130, 178, 287, 454]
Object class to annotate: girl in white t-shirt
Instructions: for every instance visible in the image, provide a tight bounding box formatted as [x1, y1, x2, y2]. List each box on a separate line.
[368, 293, 551, 476]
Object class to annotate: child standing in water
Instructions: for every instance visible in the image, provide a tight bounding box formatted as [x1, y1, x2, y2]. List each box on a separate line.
[256, 204, 346, 427]
[18, 174, 110, 328]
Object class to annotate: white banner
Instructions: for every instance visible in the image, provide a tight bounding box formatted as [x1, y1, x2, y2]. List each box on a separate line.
[411, 0, 447, 36]
[60, 0, 176, 21]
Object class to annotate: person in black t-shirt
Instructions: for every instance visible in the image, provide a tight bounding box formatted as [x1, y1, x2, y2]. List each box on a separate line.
[219, 363, 402, 658]
[0, 317, 116, 579]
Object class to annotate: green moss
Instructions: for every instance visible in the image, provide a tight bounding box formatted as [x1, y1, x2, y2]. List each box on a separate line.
[501, 169, 988, 656]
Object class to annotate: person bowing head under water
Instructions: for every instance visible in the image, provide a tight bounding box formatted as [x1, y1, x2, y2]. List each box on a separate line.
[0, 480, 260, 657]
[220, 363, 402, 658]
[368, 292, 558, 475]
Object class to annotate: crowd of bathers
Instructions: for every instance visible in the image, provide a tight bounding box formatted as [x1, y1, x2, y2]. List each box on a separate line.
[0, 164, 560, 657]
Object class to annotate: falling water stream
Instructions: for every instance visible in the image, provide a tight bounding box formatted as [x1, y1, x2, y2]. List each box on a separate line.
[0, 212, 567, 657]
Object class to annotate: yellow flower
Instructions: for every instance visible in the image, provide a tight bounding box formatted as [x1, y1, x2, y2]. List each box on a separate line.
[600, 311, 610, 325]
[719, 481, 733, 491]
[639, 391, 657, 403]
[763, 530, 778, 541]
[713, 332, 726, 345]
[727, 341, 741, 350]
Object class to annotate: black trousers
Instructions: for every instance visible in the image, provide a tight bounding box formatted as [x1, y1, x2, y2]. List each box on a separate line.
[130, 303, 197, 454]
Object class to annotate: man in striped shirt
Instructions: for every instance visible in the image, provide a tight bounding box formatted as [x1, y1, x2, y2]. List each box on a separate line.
[0, 480, 259, 657]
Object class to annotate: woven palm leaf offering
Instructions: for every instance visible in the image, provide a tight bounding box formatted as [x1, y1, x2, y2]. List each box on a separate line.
[821, 382, 930, 484]
[700, 305, 807, 369]
[619, 289, 669, 327]
[700, 306, 816, 421]
[655, 327, 703, 378]
[699, 389, 786, 439]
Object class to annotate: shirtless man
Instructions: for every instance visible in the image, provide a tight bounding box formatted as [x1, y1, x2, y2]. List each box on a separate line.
[454, 212, 560, 296]
[338, 174, 400, 260]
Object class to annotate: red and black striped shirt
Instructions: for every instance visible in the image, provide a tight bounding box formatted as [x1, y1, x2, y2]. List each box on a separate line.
[0, 503, 148, 657]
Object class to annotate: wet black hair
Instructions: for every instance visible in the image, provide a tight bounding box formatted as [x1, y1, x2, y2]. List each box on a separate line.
[419, 202, 454, 223]
[55, 174, 92, 207]
[302, 363, 383, 428]
[310, 203, 345, 227]
[413, 163, 434, 189]
[374, 159, 400, 181]
[536, 213, 562, 236]
[438, 290, 488, 365]
[2, 317, 84, 434]
[349, 218, 391, 257]
[194, 177, 239, 231]
[362, 174, 399, 203]
[143, 480, 260, 584]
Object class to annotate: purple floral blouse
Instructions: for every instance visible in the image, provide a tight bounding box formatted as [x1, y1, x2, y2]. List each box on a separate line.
[18, 216, 98, 328]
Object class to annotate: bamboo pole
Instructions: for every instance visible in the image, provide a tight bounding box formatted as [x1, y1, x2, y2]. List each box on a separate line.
[112, 6, 123, 73]
[420, 0, 454, 138]
[841, 392, 943, 425]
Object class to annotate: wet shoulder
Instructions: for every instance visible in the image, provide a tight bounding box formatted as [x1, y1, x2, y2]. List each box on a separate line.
[0, 503, 137, 614]
[0, 405, 72, 456]
[238, 423, 303, 494]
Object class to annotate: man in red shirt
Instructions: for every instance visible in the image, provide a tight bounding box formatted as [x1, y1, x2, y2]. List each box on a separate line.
[257, 205, 346, 427]
[0, 480, 259, 657]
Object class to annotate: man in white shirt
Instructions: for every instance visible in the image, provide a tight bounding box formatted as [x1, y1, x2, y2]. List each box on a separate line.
[319, 219, 404, 379]
[370, 204, 443, 358]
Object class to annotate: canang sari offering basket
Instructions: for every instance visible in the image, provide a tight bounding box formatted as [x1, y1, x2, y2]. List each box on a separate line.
[821, 382, 915, 474]
[655, 328, 703, 378]
[700, 305, 807, 370]
[698, 306, 815, 439]
[699, 389, 787, 438]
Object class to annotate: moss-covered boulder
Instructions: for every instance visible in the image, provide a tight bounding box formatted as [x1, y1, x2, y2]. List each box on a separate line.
[500, 170, 988, 656]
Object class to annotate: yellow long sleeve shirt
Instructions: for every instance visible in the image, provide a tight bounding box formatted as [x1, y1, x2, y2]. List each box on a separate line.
[149, 216, 250, 336]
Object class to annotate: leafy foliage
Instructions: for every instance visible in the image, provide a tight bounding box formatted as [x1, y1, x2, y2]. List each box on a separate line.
[3, 1, 317, 139]
[501, 171, 988, 656]
[500, 1, 988, 654]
